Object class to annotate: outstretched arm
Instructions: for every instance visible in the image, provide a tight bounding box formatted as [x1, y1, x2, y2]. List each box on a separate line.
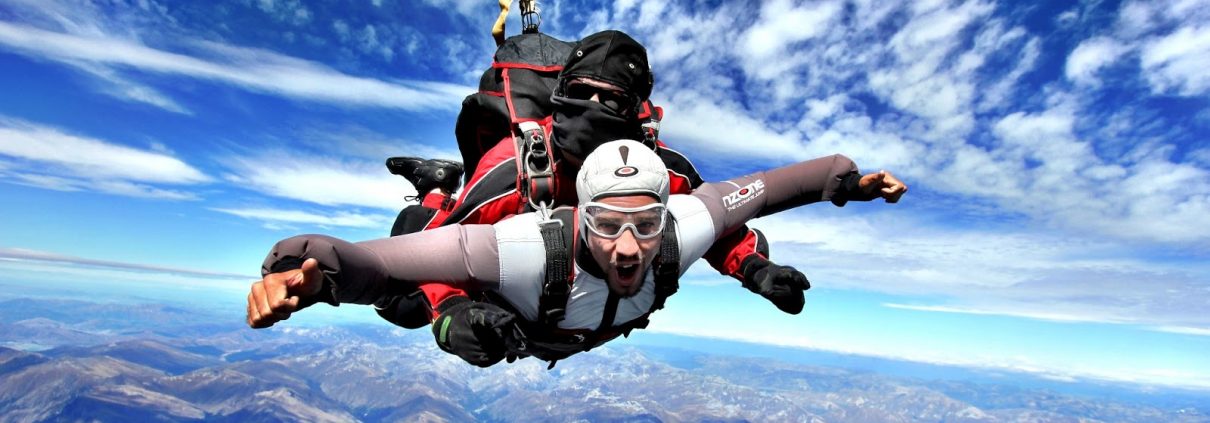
[672, 154, 904, 314]
[247, 225, 500, 328]
[692, 154, 906, 239]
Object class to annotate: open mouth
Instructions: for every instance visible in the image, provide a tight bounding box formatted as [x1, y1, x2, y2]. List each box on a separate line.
[616, 263, 640, 282]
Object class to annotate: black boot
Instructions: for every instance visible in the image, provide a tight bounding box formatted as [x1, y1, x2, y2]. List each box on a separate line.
[385, 157, 464, 200]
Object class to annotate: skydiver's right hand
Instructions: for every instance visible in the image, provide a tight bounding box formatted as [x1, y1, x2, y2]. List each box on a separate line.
[858, 170, 907, 203]
[247, 258, 323, 329]
[432, 298, 519, 367]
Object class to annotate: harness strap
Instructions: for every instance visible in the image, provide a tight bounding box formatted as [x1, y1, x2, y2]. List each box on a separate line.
[651, 215, 680, 311]
[595, 291, 621, 333]
[639, 101, 663, 148]
[537, 207, 575, 327]
[514, 121, 556, 213]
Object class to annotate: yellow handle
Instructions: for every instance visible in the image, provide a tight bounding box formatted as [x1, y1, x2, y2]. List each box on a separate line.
[492, 0, 511, 46]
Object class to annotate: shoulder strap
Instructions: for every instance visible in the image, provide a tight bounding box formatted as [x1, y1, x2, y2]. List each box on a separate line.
[514, 121, 556, 213]
[638, 100, 663, 149]
[650, 215, 680, 312]
[537, 207, 576, 327]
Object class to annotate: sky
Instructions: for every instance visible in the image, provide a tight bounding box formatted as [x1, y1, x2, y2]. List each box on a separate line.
[1, 0, 1208, 391]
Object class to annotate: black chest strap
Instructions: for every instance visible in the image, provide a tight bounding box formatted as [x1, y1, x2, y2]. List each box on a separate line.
[537, 207, 576, 327]
[651, 215, 680, 312]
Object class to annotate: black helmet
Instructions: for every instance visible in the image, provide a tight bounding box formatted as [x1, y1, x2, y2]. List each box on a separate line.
[558, 30, 653, 102]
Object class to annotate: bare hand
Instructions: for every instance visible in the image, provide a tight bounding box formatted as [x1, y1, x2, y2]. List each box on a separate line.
[247, 258, 323, 329]
[859, 170, 907, 203]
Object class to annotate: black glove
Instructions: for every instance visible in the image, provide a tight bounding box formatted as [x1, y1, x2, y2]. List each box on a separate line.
[431, 298, 520, 367]
[740, 256, 811, 315]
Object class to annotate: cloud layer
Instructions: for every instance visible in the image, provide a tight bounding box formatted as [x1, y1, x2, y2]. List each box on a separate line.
[0, 119, 208, 199]
[602, 0, 1210, 246]
[0, 20, 470, 113]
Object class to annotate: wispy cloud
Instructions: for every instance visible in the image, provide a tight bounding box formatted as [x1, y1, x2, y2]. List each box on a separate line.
[69, 61, 192, 114]
[0, 21, 471, 112]
[884, 305, 1210, 338]
[292, 125, 461, 162]
[1066, 36, 1129, 87]
[220, 149, 412, 210]
[212, 207, 394, 229]
[745, 208, 1210, 330]
[253, 0, 313, 26]
[1140, 24, 1210, 96]
[0, 118, 208, 199]
[1151, 326, 1210, 337]
[882, 303, 1132, 324]
[0, 247, 252, 280]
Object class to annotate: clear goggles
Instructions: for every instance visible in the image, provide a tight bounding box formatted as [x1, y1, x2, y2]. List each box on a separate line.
[580, 202, 667, 240]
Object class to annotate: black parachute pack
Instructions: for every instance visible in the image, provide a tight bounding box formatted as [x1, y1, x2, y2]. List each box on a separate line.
[453, 32, 664, 209]
[454, 32, 572, 184]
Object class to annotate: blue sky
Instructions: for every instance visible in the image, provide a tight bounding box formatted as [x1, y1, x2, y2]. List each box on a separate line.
[1, 0, 1208, 390]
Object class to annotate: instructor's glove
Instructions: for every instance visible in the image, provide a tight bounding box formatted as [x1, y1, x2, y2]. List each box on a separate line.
[740, 256, 811, 315]
[431, 298, 520, 367]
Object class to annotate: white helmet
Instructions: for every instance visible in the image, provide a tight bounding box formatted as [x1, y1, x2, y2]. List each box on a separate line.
[575, 139, 669, 204]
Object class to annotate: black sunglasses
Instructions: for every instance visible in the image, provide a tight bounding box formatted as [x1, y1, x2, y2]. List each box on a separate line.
[564, 81, 638, 115]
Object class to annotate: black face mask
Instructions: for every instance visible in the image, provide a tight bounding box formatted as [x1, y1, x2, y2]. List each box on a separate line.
[551, 94, 642, 161]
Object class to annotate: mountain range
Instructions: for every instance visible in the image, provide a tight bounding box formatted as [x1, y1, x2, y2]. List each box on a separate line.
[1, 298, 1207, 422]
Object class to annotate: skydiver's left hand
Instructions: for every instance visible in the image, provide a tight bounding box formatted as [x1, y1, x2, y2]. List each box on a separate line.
[741, 257, 811, 315]
[750, 263, 811, 315]
[858, 170, 907, 203]
[432, 298, 521, 367]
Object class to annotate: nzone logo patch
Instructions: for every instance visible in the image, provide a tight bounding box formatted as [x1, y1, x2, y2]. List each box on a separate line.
[723, 180, 765, 209]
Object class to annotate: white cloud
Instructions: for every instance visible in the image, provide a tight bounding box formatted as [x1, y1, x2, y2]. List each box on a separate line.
[293, 126, 461, 162]
[1066, 36, 1130, 86]
[0, 21, 471, 112]
[613, 0, 640, 17]
[1188, 147, 1210, 166]
[0, 118, 208, 200]
[1116, 0, 1161, 38]
[882, 303, 1131, 324]
[1151, 326, 1210, 336]
[65, 60, 190, 114]
[979, 36, 1040, 111]
[255, 0, 312, 26]
[1139, 24, 1210, 96]
[738, 0, 842, 78]
[0, 119, 208, 184]
[743, 206, 1210, 330]
[0, 247, 252, 280]
[867, 0, 994, 137]
[221, 150, 412, 210]
[659, 90, 806, 161]
[212, 207, 393, 229]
